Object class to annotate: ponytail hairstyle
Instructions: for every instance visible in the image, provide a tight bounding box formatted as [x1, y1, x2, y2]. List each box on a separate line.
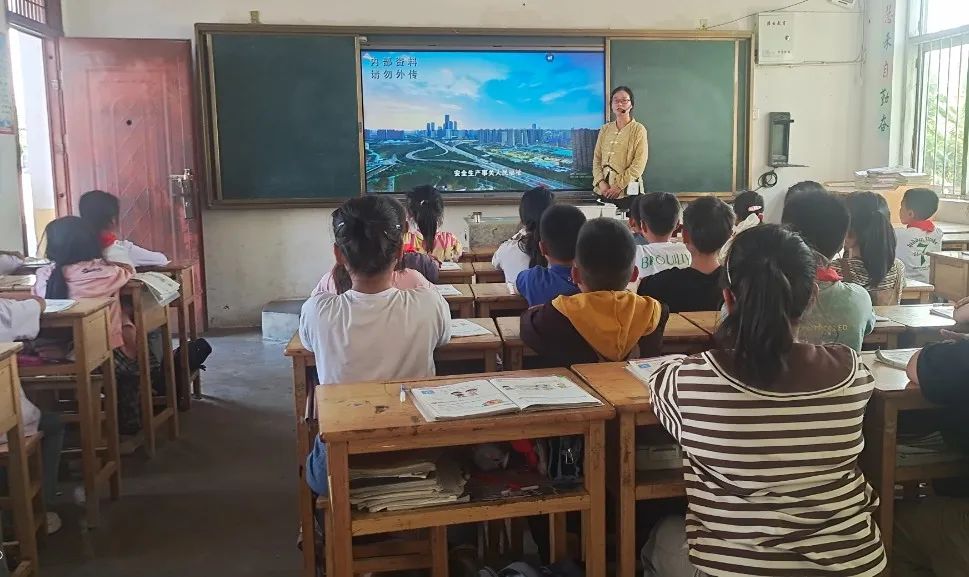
[845, 191, 897, 287]
[42, 216, 104, 300]
[406, 185, 445, 251]
[332, 196, 404, 286]
[717, 224, 816, 387]
[732, 190, 765, 223]
[517, 186, 554, 268]
[330, 196, 410, 294]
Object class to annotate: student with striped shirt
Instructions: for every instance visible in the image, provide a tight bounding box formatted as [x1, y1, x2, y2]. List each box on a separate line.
[643, 224, 887, 577]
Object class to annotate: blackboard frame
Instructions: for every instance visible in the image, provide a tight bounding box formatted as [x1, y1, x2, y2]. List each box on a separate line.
[196, 24, 753, 209]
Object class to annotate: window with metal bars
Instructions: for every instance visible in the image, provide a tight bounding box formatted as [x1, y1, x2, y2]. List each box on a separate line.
[6, 0, 46, 24]
[5, 0, 61, 35]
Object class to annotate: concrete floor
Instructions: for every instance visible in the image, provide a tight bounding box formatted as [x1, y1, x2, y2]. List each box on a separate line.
[41, 331, 300, 577]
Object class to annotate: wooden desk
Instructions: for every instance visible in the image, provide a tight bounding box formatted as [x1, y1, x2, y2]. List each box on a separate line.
[901, 278, 935, 304]
[443, 284, 474, 319]
[0, 275, 35, 294]
[858, 353, 968, 570]
[663, 314, 713, 354]
[571, 361, 684, 577]
[459, 246, 498, 263]
[929, 251, 969, 301]
[436, 318, 503, 372]
[472, 262, 505, 284]
[936, 221, 969, 234]
[138, 263, 201, 407]
[874, 304, 958, 346]
[316, 368, 613, 577]
[120, 281, 178, 457]
[19, 298, 120, 527]
[942, 232, 969, 252]
[470, 283, 528, 317]
[678, 311, 718, 335]
[437, 262, 475, 285]
[865, 318, 906, 350]
[495, 316, 533, 371]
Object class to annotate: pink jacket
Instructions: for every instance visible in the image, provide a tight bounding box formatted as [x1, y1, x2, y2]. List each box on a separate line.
[33, 260, 133, 350]
[311, 268, 432, 296]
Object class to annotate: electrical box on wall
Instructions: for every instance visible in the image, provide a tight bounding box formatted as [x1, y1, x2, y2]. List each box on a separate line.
[757, 12, 796, 64]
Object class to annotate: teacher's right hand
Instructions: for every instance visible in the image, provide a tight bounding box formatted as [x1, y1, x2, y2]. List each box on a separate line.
[597, 181, 610, 195]
[602, 187, 622, 199]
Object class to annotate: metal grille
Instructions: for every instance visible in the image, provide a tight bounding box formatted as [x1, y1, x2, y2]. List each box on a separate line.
[5, 0, 46, 24]
[914, 31, 969, 196]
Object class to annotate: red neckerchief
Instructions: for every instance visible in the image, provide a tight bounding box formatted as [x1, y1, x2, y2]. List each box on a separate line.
[100, 232, 117, 248]
[907, 220, 936, 233]
[816, 267, 843, 282]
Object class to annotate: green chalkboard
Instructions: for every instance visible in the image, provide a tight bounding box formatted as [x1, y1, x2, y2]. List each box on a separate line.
[206, 33, 361, 204]
[610, 39, 750, 193]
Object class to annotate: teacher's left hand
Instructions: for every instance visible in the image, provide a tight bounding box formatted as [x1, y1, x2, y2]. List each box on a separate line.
[602, 187, 622, 199]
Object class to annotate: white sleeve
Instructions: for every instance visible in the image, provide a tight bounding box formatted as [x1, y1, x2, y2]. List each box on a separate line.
[122, 241, 170, 267]
[0, 255, 24, 275]
[298, 295, 323, 355]
[434, 292, 452, 347]
[103, 242, 136, 268]
[0, 299, 42, 341]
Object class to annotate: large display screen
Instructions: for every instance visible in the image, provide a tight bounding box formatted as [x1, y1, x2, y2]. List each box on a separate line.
[361, 49, 605, 194]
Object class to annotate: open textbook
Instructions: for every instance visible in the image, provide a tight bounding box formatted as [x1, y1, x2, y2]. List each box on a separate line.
[133, 272, 180, 306]
[626, 355, 687, 384]
[930, 304, 955, 320]
[874, 349, 918, 370]
[450, 319, 493, 338]
[43, 299, 76, 313]
[434, 284, 462, 297]
[439, 261, 462, 271]
[409, 376, 601, 422]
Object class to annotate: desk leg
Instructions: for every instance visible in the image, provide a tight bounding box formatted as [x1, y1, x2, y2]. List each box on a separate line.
[479, 303, 492, 318]
[430, 525, 449, 577]
[617, 413, 637, 577]
[162, 322, 180, 440]
[188, 293, 201, 399]
[506, 345, 523, 372]
[862, 397, 897, 568]
[584, 421, 606, 577]
[484, 351, 498, 373]
[549, 513, 568, 563]
[74, 331, 100, 527]
[134, 294, 156, 458]
[294, 359, 317, 577]
[175, 293, 191, 410]
[102, 355, 122, 500]
[327, 441, 353, 577]
[460, 302, 473, 318]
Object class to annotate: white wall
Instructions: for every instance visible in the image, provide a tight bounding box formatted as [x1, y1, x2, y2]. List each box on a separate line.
[0, 11, 24, 252]
[63, 0, 869, 327]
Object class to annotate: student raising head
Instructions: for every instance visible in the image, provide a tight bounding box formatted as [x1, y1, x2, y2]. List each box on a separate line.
[833, 191, 904, 305]
[895, 187, 942, 283]
[639, 197, 734, 312]
[521, 218, 666, 367]
[492, 186, 555, 283]
[404, 185, 463, 262]
[642, 224, 886, 577]
[515, 205, 586, 307]
[300, 196, 452, 497]
[782, 188, 875, 351]
[631, 192, 692, 278]
[78, 189, 170, 268]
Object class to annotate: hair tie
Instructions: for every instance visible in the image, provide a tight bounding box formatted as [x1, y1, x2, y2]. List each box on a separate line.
[748, 205, 762, 213]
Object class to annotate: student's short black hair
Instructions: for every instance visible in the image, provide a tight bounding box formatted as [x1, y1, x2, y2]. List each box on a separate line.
[781, 181, 827, 222]
[683, 197, 735, 254]
[902, 188, 940, 220]
[540, 205, 586, 262]
[633, 192, 681, 237]
[78, 190, 120, 232]
[781, 189, 850, 259]
[575, 218, 636, 291]
[732, 190, 764, 222]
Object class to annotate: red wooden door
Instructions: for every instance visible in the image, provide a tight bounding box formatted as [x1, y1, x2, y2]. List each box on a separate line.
[57, 38, 204, 324]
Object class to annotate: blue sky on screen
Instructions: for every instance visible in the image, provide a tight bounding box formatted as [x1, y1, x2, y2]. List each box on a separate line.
[361, 50, 605, 131]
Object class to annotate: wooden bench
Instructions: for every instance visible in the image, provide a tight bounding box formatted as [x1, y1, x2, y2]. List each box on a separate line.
[470, 283, 528, 318]
[472, 262, 506, 284]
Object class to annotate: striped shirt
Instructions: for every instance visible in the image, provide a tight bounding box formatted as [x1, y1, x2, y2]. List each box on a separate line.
[648, 345, 887, 577]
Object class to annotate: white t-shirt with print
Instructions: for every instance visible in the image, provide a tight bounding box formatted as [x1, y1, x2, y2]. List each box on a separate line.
[635, 241, 692, 279]
[894, 226, 944, 283]
[492, 236, 532, 284]
[0, 298, 44, 438]
[299, 287, 451, 386]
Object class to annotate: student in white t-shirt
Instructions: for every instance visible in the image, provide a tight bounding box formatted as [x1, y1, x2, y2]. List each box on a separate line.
[895, 188, 944, 283]
[301, 195, 451, 496]
[630, 192, 691, 279]
[79, 190, 170, 268]
[492, 186, 554, 283]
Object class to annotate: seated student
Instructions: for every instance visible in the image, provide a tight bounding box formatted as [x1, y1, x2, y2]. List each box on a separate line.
[719, 190, 763, 260]
[627, 196, 649, 246]
[521, 218, 667, 367]
[403, 185, 463, 262]
[0, 295, 66, 534]
[630, 192, 691, 278]
[78, 189, 170, 268]
[783, 189, 875, 351]
[833, 191, 905, 305]
[638, 197, 733, 313]
[492, 186, 554, 283]
[0, 251, 24, 275]
[301, 196, 451, 496]
[895, 187, 943, 283]
[515, 205, 585, 307]
[895, 333, 969, 577]
[642, 224, 886, 577]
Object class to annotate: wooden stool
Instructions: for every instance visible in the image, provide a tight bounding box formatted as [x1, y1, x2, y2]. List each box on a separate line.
[0, 344, 39, 576]
[0, 432, 47, 554]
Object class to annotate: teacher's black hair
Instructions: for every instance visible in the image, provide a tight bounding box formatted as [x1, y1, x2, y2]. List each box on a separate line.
[518, 186, 555, 268]
[845, 191, 896, 287]
[332, 196, 403, 281]
[717, 224, 816, 387]
[610, 86, 635, 108]
[575, 218, 637, 291]
[42, 216, 104, 300]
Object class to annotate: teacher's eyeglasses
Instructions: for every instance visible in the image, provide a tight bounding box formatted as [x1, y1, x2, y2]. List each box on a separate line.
[612, 98, 631, 104]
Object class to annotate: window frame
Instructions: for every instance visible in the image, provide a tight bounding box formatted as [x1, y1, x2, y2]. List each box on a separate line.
[5, 0, 62, 38]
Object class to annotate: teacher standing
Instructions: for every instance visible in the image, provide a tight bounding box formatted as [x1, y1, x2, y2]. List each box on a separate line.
[593, 86, 649, 209]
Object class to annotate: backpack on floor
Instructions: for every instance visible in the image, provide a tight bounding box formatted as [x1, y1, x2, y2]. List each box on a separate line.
[174, 337, 212, 377]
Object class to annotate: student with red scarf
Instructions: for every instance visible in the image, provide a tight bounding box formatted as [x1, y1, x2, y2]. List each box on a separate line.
[895, 188, 943, 283]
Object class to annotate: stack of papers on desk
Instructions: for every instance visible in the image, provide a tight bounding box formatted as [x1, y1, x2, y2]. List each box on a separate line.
[439, 261, 462, 271]
[450, 319, 493, 338]
[133, 272, 180, 306]
[349, 458, 468, 512]
[435, 284, 462, 297]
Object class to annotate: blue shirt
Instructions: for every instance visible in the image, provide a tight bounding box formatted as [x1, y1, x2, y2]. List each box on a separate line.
[515, 264, 579, 307]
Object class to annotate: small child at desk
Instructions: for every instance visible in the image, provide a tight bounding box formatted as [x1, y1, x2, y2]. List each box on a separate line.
[403, 185, 463, 262]
[895, 187, 943, 284]
[638, 197, 733, 313]
[492, 186, 554, 283]
[300, 196, 451, 496]
[783, 188, 875, 351]
[516, 205, 586, 307]
[521, 218, 667, 366]
[631, 192, 691, 278]
[0, 294, 65, 535]
[78, 189, 170, 268]
[832, 191, 905, 305]
[642, 224, 886, 577]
